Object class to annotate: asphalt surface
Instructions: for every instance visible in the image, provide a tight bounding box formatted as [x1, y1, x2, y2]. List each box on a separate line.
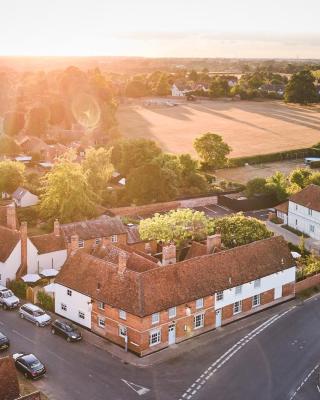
[1, 296, 320, 400]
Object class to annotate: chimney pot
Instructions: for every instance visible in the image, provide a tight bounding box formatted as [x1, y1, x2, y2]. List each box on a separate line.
[19, 221, 28, 277]
[162, 243, 176, 266]
[207, 234, 222, 254]
[69, 234, 79, 254]
[118, 251, 128, 274]
[53, 219, 60, 236]
[6, 204, 17, 231]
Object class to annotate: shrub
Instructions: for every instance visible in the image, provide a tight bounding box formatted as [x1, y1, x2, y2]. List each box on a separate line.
[37, 290, 54, 312]
[7, 280, 27, 299]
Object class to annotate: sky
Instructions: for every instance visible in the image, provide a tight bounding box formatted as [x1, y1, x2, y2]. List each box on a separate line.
[1, 0, 320, 58]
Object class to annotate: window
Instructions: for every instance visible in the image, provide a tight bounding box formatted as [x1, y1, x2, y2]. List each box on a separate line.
[233, 301, 242, 315]
[308, 209, 312, 216]
[194, 313, 204, 329]
[98, 301, 105, 310]
[95, 238, 101, 245]
[235, 285, 242, 295]
[168, 307, 176, 319]
[310, 225, 315, 233]
[216, 291, 224, 301]
[78, 311, 85, 319]
[295, 204, 298, 210]
[149, 329, 161, 346]
[119, 309, 127, 320]
[295, 219, 298, 225]
[78, 239, 84, 248]
[252, 294, 260, 307]
[67, 289, 72, 296]
[98, 316, 105, 328]
[195, 298, 204, 309]
[151, 312, 160, 325]
[119, 325, 127, 338]
[61, 303, 67, 311]
[254, 279, 261, 289]
[111, 235, 118, 243]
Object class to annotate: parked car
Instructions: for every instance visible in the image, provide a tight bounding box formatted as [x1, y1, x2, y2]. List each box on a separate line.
[19, 303, 51, 327]
[0, 285, 20, 310]
[13, 352, 46, 379]
[51, 319, 82, 342]
[0, 331, 9, 351]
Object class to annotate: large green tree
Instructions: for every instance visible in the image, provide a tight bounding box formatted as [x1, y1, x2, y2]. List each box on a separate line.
[0, 160, 25, 194]
[194, 133, 231, 168]
[3, 111, 25, 136]
[25, 105, 50, 137]
[266, 171, 288, 202]
[245, 178, 270, 197]
[285, 70, 318, 104]
[40, 159, 98, 223]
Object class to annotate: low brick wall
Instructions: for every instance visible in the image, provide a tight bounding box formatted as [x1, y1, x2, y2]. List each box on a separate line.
[295, 273, 320, 293]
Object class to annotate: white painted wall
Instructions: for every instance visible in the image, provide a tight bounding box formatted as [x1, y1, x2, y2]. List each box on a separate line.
[214, 266, 296, 309]
[288, 201, 320, 240]
[54, 284, 92, 329]
[0, 241, 21, 286]
[276, 210, 288, 225]
[171, 84, 185, 97]
[26, 239, 67, 274]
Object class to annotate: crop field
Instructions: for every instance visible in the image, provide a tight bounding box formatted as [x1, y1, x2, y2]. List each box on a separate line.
[117, 99, 320, 158]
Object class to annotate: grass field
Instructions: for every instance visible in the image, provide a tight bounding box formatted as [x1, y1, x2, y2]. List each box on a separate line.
[117, 99, 320, 158]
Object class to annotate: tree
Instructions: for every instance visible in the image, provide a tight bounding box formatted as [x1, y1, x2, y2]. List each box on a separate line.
[289, 168, 312, 189]
[0, 160, 25, 194]
[0, 135, 21, 156]
[25, 105, 50, 137]
[82, 147, 114, 196]
[189, 70, 199, 82]
[3, 111, 25, 136]
[194, 133, 231, 169]
[211, 213, 273, 249]
[139, 209, 210, 246]
[266, 171, 288, 202]
[39, 158, 98, 223]
[245, 178, 269, 197]
[125, 79, 149, 97]
[285, 70, 318, 104]
[154, 74, 171, 96]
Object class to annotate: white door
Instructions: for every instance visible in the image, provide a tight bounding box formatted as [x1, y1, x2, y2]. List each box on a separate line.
[215, 309, 222, 328]
[168, 324, 176, 345]
[274, 286, 282, 300]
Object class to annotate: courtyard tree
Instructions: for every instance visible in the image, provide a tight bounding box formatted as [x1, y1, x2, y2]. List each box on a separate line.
[245, 178, 270, 197]
[0, 160, 25, 194]
[285, 70, 318, 104]
[194, 132, 231, 169]
[289, 168, 312, 189]
[266, 171, 288, 202]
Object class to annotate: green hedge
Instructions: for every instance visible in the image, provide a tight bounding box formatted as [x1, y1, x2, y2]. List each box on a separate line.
[37, 291, 54, 312]
[7, 280, 27, 299]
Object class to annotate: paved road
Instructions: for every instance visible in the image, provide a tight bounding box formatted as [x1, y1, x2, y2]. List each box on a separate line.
[1, 296, 320, 400]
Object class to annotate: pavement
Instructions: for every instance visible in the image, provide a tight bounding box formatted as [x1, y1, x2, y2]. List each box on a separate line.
[2, 295, 320, 399]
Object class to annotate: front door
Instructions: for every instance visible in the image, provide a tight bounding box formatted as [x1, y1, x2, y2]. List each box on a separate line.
[168, 324, 176, 345]
[274, 286, 282, 300]
[215, 309, 222, 328]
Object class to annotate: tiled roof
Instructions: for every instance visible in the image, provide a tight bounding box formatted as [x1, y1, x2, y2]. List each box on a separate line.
[126, 225, 144, 244]
[60, 215, 127, 241]
[289, 184, 320, 211]
[56, 236, 294, 317]
[12, 187, 29, 201]
[0, 356, 20, 400]
[0, 227, 20, 262]
[184, 241, 207, 260]
[275, 201, 289, 214]
[30, 233, 66, 254]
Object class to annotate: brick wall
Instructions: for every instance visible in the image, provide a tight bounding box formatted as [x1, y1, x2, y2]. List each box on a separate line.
[295, 273, 320, 293]
[282, 282, 295, 297]
[261, 289, 275, 305]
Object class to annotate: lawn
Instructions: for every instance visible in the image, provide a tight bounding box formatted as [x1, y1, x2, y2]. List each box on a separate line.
[117, 99, 320, 159]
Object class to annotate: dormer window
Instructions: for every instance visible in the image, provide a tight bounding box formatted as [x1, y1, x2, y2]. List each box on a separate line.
[78, 239, 84, 248]
[111, 235, 118, 243]
[95, 238, 101, 245]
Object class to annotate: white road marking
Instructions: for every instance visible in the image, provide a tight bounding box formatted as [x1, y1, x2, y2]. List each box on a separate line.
[121, 379, 150, 396]
[178, 306, 296, 400]
[289, 364, 319, 400]
[11, 329, 37, 344]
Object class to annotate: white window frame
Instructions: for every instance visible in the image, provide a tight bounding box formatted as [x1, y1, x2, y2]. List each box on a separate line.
[308, 208, 312, 216]
[78, 311, 85, 320]
[119, 325, 127, 338]
[97, 301, 105, 310]
[151, 312, 160, 325]
[61, 303, 67, 311]
[98, 316, 105, 328]
[233, 301, 242, 315]
[149, 329, 161, 346]
[78, 239, 85, 248]
[216, 291, 224, 301]
[119, 309, 127, 320]
[111, 235, 118, 243]
[95, 238, 101, 245]
[254, 279, 261, 289]
[195, 298, 204, 310]
[235, 285, 242, 295]
[194, 313, 204, 329]
[252, 294, 260, 308]
[310, 225, 315, 233]
[67, 289, 72, 296]
[168, 307, 176, 319]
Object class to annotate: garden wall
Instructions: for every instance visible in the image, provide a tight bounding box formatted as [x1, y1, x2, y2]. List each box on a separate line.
[295, 273, 320, 293]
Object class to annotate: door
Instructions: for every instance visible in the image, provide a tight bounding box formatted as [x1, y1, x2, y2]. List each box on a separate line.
[274, 286, 282, 300]
[168, 324, 176, 345]
[215, 309, 222, 328]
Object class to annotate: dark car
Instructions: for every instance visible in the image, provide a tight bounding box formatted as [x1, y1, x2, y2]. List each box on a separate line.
[13, 353, 46, 379]
[0, 332, 9, 351]
[51, 319, 82, 342]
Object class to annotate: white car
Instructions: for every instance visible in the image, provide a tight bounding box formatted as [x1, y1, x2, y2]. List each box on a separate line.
[19, 304, 51, 327]
[0, 285, 20, 310]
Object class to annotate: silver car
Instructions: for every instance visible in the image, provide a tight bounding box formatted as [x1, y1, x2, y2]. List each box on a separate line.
[19, 304, 51, 327]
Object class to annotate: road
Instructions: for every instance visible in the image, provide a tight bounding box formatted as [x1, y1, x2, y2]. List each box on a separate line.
[1, 296, 320, 400]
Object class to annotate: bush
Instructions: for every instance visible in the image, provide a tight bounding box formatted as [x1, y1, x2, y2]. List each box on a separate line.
[37, 290, 54, 312]
[7, 280, 27, 299]
[282, 224, 310, 238]
[17, 206, 39, 227]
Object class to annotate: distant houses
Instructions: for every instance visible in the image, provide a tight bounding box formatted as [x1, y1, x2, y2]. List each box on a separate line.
[12, 187, 38, 208]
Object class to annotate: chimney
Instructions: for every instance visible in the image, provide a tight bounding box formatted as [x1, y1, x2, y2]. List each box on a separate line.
[6, 204, 17, 231]
[144, 242, 152, 255]
[68, 234, 79, 254]
[53, 219, 60, 236]
[118, 251, 128, 275]
[19, 221, 28, 277]
[162, 244, 176, 266]
[207, 234, 221, 254]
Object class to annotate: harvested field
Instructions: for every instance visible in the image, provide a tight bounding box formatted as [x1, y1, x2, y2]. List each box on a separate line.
[117, 99, 320, 158]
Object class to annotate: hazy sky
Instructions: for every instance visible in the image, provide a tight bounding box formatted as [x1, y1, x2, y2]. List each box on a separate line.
[1, 0, 320, 58]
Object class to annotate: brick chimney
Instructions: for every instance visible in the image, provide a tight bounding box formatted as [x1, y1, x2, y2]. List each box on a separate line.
[162, 244, 176, 266]
[19, 221, 28, 277]
[6, 204, 17, 231]
[144, 242, 152, 255]
[68, 234, 79, 254]
[207, 234, 221, 254]
[53, 219, 60, 236]
[118, 251, 128, 275]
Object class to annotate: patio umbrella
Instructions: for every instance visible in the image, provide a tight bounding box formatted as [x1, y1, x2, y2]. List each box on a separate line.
[40, 269, 59, 278]
[21, 274, 41, 283]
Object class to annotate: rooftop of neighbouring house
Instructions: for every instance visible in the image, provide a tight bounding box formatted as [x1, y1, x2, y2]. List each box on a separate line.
[12, 187, 32, 201]
[29, 233, 66, 254]
[289, 184, 320, 211]
[275, 201, 289, 214]
[0, 356, 20, 400]
[55, 236, 294, 317]
[0, 226, 20, 263]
